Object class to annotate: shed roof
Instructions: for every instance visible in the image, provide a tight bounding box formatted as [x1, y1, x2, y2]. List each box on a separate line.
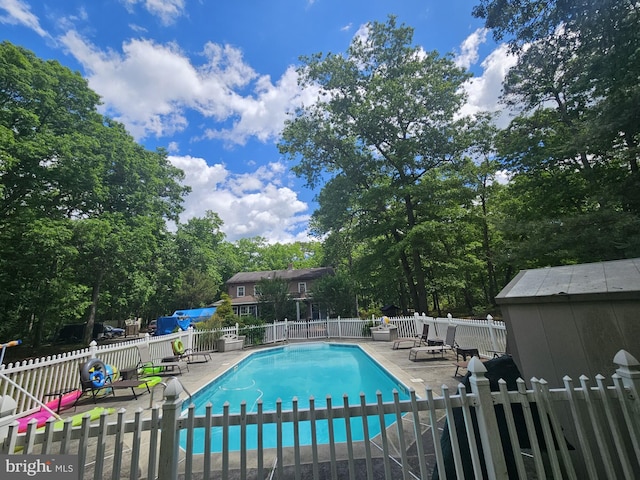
[496, 258, 640, 304]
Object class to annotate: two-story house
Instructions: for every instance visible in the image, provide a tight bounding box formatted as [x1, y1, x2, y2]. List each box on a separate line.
[224, 266, 334, 321]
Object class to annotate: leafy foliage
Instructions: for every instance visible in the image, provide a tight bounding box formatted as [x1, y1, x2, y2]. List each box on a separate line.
[255, 276, 296, 321]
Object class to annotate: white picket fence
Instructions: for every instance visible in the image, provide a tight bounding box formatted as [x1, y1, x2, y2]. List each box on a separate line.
[2, 349, 638, 480]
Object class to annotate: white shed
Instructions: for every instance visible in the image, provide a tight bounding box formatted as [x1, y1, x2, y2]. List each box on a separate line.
[495, 258, 640, 388]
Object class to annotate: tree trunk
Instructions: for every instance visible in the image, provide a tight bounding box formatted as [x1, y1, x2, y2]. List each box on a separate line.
[83, 270, 104, 344]
[480, 193, 498, 305]
[411, 247, 429, 314]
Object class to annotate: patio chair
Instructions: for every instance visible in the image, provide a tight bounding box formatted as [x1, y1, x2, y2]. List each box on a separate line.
[413, 324, 430, 347]
[136, 343, 187, 376]
[76, 359, 151, 405]
[392, 324, 427, 350]
[171, 338, 212, 363]
[408, 325, 458, 361]
[431, 325, 458, 351]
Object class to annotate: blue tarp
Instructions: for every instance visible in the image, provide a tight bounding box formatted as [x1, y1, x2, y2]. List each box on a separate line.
[155, 307, 216, 336]
[172, 307, 216, 321]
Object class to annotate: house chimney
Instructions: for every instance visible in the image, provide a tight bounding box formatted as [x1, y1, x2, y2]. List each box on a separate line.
[287, 263, 293, 270]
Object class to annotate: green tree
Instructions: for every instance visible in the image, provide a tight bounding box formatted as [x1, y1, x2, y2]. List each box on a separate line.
[256, 276, 295, 321]
[279, 16, 474, 314]
[72, 123, 187, 344]
[473, 0, 640, 264]
[0, 42, 189, 345]
[310, 270, 357, 317]
[172, 211, 226, 308]
[0, 42, 103, 346]
[212, 292, 238, 327]
[229, 237, 323, 272]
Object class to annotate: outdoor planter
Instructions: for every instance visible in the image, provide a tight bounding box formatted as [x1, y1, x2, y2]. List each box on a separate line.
[370, 324, 398, 341]
[216, 334, 245, 352]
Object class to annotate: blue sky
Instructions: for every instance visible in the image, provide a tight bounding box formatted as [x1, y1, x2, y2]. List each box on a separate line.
[1, 0, 516, 243]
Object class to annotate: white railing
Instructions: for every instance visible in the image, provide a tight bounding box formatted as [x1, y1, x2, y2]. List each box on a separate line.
[0, 315, 504, 417]
[2, 350, 638, 479]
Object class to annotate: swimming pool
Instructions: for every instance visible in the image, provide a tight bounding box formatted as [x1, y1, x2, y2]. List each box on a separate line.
[180, 343, 410, 453]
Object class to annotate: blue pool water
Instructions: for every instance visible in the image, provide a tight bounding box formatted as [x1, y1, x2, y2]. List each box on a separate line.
[180, 343, 410, 453]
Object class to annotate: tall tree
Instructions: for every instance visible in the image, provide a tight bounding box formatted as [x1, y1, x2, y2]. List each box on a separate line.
[0, 42, 102, 346]
[279, 16, 473, 314]
[0, 42, 189, 345]
[473, 0, 640, 264]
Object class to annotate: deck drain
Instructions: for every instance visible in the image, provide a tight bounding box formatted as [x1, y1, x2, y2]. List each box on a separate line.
[410, 378, 424, 383]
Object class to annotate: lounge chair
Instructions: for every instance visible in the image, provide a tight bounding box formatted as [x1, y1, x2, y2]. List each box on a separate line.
[76, 359, 151, 405]
[171, 338, 212, 363]
[427, 324, 455, 346]
[136, 343, 187, 375]
[408, 325, 458, 361]
[414, 324, 430, 347]
[392, 324, 429, 350]
[392, 324, 425, 349]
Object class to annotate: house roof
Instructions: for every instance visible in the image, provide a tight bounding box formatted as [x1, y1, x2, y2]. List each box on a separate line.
[226, 267, 334, 284]
[496, 258, 640, 304]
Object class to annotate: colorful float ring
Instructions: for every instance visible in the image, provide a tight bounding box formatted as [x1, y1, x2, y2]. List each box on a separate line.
[90, 370, 106, 388]
[80, 358, 107, 385]
[172, 338, 185, 355]
[104, 364, 119, 381]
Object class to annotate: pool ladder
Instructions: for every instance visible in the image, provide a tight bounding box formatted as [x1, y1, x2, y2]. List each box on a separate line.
[148, 376, 192, 409]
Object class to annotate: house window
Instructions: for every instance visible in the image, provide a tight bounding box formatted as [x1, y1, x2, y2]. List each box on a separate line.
[238, 305, 257, 317]
[254, 285, 260, 296]
[237, 286, 245, 297]
[298, 282, 307, 293]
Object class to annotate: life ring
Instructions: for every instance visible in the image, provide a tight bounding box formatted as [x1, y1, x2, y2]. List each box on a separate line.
[104, 364, 119, 381]
[172, 338, 185, 355]
[80, 358, 107, 386]
[90, 370, 106, 388]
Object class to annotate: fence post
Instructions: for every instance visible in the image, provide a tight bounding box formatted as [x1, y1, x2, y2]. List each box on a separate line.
[158, 378, 184, 480]
[89, 340, 98, 358]
[338, 316, 342, 338]
[186, 326, 194, 351]
[487, 314, 499, 352]
[467, 357, 508, 479]
[614, 349, 640, 419]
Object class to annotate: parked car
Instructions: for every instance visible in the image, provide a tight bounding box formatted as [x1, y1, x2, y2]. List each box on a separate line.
[104, 325, 125, 337]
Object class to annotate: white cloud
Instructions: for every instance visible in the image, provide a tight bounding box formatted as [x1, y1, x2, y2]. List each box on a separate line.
[170, 155, 311, 243]
[121, 0, 186, 26]
[460, 43, 518, 127]
[454, 28, 487, 70]
[0, 0, 48, 37]
[202, 66, 319, 145]
[59, 31, 315, 144]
